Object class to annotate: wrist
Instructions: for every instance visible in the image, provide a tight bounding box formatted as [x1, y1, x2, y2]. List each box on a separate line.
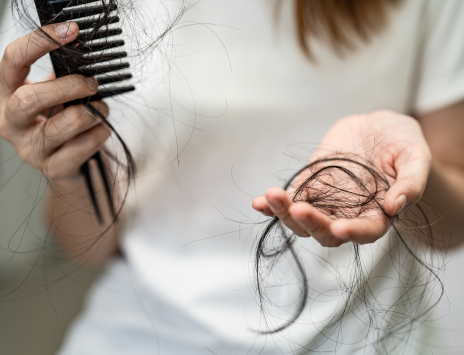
[48, 175, 88, 198]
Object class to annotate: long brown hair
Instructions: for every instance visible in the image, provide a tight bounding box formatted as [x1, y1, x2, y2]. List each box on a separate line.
[294, 0, 403, 57]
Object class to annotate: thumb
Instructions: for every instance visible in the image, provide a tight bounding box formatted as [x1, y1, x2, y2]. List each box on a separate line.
[382, 151, 431, 216]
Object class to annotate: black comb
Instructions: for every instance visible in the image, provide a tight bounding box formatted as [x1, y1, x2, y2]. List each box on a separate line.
[33, 0, 135, 224]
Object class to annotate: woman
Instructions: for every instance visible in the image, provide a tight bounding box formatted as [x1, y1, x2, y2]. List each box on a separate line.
[1, 0, 464, 353]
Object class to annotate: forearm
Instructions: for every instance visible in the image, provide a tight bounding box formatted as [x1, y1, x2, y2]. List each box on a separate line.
[421, 160, 464, 249]
[45, 173, 120, 267]
[416, 100, 464, 249]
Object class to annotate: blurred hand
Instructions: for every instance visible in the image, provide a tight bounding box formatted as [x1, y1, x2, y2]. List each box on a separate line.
[252, 110, 432, 247]
[0, 22, 109, 182]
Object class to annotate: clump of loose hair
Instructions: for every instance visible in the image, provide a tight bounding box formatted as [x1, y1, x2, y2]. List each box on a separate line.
[254, 156, 446, 354]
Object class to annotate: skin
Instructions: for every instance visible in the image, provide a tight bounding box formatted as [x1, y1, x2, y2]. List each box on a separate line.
[0, 22, 118, 266]
[1, 22, 464, 266]
[252, 107, 464, 249]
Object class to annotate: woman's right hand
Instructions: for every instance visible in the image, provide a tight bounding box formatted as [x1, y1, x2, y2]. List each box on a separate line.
[0, 21, 110, 182]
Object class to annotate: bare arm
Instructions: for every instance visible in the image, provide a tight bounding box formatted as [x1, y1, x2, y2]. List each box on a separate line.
[44, 164, 120, 267]
[418, 100, 464, 248]
[0, 23, 119, 266]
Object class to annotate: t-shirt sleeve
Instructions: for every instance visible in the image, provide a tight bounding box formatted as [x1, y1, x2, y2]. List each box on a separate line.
[414, 0, 464, 114]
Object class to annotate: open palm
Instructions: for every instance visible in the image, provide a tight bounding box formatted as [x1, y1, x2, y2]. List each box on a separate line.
[252, 110, 432, 247]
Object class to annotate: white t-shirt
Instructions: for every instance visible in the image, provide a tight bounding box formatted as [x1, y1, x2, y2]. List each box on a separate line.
[37, 0, 463, 354]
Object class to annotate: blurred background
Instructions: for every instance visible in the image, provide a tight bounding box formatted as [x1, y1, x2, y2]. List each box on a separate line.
[0, 1, 464, 354]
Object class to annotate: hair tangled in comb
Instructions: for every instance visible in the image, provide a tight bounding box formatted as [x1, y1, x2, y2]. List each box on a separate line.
[0, 1, 193, 295]
[254, 156, 446, 353]
[9, 0, 190, 230]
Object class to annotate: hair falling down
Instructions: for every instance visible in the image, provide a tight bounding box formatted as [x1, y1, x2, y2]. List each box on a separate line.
[5, 2, 449, 353]
[254, 156, 447, 354]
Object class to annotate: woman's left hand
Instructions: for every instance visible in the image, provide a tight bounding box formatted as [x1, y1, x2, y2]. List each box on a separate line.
[252, 110, 432, 247]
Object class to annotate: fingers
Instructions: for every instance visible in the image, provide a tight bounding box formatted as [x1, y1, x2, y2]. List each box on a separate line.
[43, 123, 111, 180]
[383, 147, 432, 216]
[252, 196, 274, 216]
[261, 187, 345, 246]
[0, 22, 78, 94]
[5, 75, 98, 131]
[9, 100, 109, 180]
[290, 202, 345, 247]
[255, 187, 390, 247]
[331, 213, 390, 245]
[42, 100, 109, 154]
[265, 187, 309, 237]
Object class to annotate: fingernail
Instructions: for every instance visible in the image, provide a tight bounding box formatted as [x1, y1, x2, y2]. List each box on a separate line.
[86, 77, 98, 94]
[55, 22, 77, 39]
[268, 198, 283, 213]
[393, 194, 407, 215]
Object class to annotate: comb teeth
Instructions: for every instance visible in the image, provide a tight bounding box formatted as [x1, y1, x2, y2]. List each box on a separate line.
[74, 62, 130, 77]
[66, 85, 136, 106]
[97, 73, 132, 85]
[67, 39, 125, 54]
[77, 28, 122, 41]
[34, 0, 134, 224]
[92, 85, 136, 100]
[80, 51, 127, 66]
[35, 0, 133, 99]
[76, 15, 120, 30]
[49, 0, 99, 5]
[46, 0, 132, 99]
[54, 3, 118, 21]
